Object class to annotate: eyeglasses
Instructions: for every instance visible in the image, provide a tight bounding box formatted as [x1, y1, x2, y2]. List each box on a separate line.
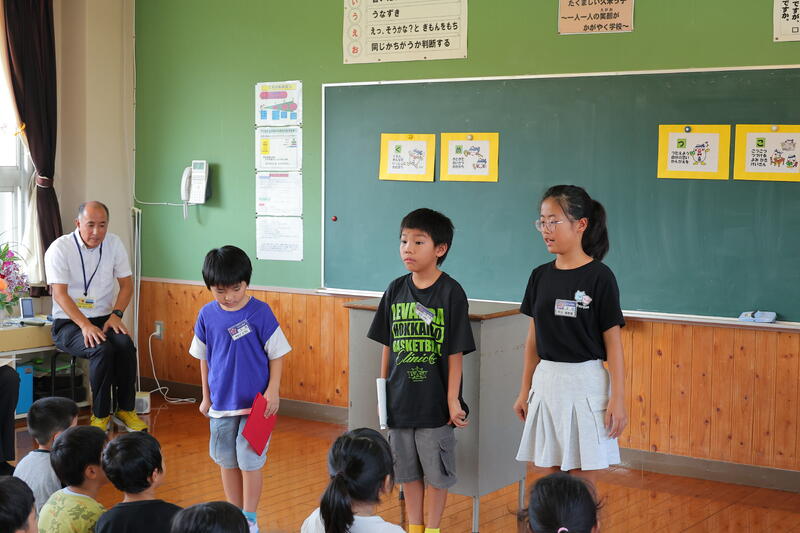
[534, 219, 566, 232]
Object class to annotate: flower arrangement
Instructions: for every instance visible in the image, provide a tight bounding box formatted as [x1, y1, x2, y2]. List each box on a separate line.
[0, 243, 29, 314]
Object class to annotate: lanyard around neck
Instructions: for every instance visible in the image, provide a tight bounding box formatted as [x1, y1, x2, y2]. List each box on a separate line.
[73, 233, 103, 297]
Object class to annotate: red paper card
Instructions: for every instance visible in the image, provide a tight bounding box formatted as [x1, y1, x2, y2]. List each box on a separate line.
[242, 394, 277, 455]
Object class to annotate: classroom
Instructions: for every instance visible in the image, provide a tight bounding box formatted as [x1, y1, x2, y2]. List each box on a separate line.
[1, 1, 800, 532]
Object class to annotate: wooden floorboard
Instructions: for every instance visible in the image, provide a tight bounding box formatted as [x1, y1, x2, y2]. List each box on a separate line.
[13, 398, 800, 532]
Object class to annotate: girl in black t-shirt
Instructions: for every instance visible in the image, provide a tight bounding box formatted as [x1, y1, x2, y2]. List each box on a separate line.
[513, 185, 627, 476]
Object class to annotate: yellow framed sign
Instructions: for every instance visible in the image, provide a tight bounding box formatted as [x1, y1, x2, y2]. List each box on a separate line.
[378, 133, 435, 182]
[657, 125, 731, 180]
[440, 133, 499, 182]
[733, 124, 800, 182]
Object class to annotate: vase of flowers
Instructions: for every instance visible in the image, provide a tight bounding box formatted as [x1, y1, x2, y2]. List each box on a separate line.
[0, 243, 30, 321]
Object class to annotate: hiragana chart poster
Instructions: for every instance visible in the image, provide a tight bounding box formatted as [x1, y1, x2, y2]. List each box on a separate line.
[440, 132, 499, 182]
[559, 0, 634, 35]
[734, 125, 800, 182]
[343, 0, 467, 64]
[378, 133, 435, 181]
[254, 81, 302, 126]
[774, 0, 800, 42]
[657, 125, 731, 180]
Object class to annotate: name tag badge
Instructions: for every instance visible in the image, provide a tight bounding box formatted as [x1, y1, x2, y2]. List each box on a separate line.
[415, 302, 434, 325]
[75, 297, 95, 309]
[228, 320, 252, 341]
[554, 299, 577, 318]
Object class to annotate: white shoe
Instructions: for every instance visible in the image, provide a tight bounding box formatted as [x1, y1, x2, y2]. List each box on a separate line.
[247, 519, 259, 533]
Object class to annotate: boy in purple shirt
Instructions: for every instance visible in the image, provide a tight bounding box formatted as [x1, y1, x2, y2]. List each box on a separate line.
[189, 246, 291, 533]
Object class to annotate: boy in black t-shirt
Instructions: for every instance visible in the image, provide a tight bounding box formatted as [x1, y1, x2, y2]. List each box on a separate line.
[368, 208, 475, 533]
[96, 432, 181, 533]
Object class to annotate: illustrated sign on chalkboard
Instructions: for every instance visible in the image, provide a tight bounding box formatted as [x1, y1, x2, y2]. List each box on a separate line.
[734, 124, 800, 182]
[657, 125, 731, 180]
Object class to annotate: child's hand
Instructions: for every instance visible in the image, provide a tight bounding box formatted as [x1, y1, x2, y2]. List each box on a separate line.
[448, 399, 468, 428]
[264, 388, 280, 418]
[605, 395, 628, 439]
[199, 397, 211, 417]
[513, 393, 529, 422]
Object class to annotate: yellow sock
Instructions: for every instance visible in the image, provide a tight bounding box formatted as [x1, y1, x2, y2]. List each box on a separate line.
[408, 526, 424, 533]
[424, 529, 441, 533]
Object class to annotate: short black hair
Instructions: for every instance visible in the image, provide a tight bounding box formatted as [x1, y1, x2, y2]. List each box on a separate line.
[102, 432, 163, 494]
[27, 397, 78, 446]
[0, 476, 34, 532]
[50, 426, 107, 487]
[170, 501, 248, 533]
[201, 246, 252, 289]
[399, 208, 455, 265]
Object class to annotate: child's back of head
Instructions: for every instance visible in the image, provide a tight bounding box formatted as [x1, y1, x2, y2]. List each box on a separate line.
[170, 501, 248, 533]
[527, 472, 600, 533]
[50, 425, 107, 488]
[27, 396, 78, 447]
[102, 432, 164, 494]
[320, 428, 395, 533]
[0, 476, 36, 533]
[400, 208, 454, 265]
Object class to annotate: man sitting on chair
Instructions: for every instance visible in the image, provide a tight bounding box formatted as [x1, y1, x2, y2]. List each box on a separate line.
[44, 201, 147, 432]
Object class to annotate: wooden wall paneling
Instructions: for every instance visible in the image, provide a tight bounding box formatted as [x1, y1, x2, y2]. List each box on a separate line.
[731, 329, 756, 464]
[751, 331, 777, 467]
[319, 296, 336, 405]
[773, 332, 799, 468]
[689, 326, 713, 459]
[710, 327, 735, 462]
[621, 322, 634, 448]
[649, 322, 673, 453]
[278, 292, 295, 399]
[629, 320, 652, 451]
[289, 294, 308, 400]
[333, 297, 352, 408]
[305, 295, 322, 403]
[669, 324, 693, 456]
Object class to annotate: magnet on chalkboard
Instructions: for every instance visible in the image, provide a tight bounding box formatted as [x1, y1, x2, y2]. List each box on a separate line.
[771, 125, 779, 132]
[684, 126, 692, 133]
[331, 216, 338, 222]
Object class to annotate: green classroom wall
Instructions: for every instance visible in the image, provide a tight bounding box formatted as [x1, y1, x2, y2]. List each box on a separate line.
[135, 1, 800, 291]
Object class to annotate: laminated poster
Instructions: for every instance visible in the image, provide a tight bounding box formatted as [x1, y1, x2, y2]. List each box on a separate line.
[440, 132, 499, 182]
[734, 125, 800, 182]
[657, 125, 731, 180]
[378, 133, 435, 182]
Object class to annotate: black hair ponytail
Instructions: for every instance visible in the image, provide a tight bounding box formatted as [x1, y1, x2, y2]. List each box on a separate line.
[542, 185, 610, 261]
[526, 472, 600, 533]
[319, 428, 394, 533]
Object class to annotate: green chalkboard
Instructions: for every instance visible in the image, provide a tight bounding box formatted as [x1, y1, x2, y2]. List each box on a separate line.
[324, 69, 800, 321]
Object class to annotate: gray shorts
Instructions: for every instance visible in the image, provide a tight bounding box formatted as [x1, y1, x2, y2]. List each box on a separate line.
[388, 424, 457, 489]
[209, 415, 270, 471]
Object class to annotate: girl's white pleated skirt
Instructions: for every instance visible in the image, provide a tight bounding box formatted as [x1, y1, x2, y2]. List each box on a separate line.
[516, 359, 620, 471]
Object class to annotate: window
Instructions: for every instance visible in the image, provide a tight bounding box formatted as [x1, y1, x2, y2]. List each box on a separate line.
[0, 66, 28, 245]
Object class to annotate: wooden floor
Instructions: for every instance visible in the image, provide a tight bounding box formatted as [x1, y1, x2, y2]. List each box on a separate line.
[14, 397, 800, 533]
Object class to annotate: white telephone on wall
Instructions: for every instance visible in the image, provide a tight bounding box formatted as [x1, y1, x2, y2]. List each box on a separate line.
[180, 160, 210, 204]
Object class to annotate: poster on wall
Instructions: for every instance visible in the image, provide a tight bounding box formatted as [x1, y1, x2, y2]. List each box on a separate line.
[558, 0, 634, 35]
[256, 216, 303, 261]
[774, 0, 800, 41]
[254, 81, 302, 126]
[734, 124, 800, 182]
[343, 0, 467, 64]
[439, 132, 499, 182]
[378, 133, 435, 181]
[256, 172, 303, 216]
[255, 126, 302, 171]
[657, 125, 731, 180]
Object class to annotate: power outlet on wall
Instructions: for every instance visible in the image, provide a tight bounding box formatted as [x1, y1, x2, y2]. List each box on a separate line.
[154, 321, 165, 340]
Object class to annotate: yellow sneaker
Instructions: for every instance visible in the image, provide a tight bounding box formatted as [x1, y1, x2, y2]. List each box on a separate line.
[89, 415, 111, 432]
[113, 410, 148, 432]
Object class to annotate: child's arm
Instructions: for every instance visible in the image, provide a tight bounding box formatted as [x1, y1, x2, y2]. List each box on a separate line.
[199, 359, 211, 416]
[513, 318, 540, 422]
[447, 352, 467, 428]
[264, 356, 283, 418]
[603, 325, 627, 439]
[380, 345, 390, 379]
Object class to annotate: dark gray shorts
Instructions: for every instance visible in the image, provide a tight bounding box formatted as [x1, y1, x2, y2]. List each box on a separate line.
[388, 424, 457, 489]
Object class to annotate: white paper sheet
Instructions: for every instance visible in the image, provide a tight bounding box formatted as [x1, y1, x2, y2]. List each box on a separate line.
[254, 81, 302, 126]
[256, 216, 303, 261]
[255, 127, 302, 171]
[256, 172, 302, 216]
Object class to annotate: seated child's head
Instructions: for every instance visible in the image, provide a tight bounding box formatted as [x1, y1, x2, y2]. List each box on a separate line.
[202, 246, 252, 309]
[399, 208, 454, 267]
[27, 396, 78, 449]
[170, 501, 248, 533]
[0, 476, 37, 533]
[526, 472, 600, 533]
[320, 428, 394, 533]
[102, 432, 165, 495]
[50, 426, 107, 489]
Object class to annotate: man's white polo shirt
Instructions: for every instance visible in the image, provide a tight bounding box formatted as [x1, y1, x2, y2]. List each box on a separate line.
[44, 229, 132, 319]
